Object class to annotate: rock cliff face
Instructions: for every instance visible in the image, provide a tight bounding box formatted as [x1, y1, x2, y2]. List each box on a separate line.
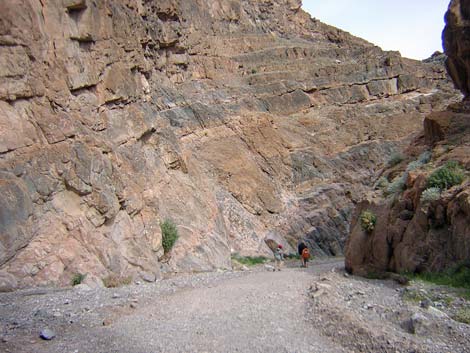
[443, 0, 470, 97]
[345, 0, 470, 276]
[0, 0, 459, 289]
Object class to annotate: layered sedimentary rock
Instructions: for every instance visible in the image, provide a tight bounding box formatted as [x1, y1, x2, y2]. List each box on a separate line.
[0, 0, 459, 289]
[345, 0, 470, 276]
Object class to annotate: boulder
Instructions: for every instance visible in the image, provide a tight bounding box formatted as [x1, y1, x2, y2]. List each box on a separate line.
[0, 271, 18, 292]
[443, 0, 470, 97]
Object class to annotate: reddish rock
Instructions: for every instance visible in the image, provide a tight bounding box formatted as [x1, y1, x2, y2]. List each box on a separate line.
[0, 0, 460, 287]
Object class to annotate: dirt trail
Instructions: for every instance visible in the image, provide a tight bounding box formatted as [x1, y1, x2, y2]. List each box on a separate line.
[0, 260, 346, 353]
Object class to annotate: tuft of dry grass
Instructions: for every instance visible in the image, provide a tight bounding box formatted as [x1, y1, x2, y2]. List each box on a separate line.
[102, 274, 132, 288]
[454, 308, 470, 324]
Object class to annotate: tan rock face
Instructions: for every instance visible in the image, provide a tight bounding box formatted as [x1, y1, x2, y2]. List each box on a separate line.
[0, 0, 460, 289]
[345, 1, 470, 276]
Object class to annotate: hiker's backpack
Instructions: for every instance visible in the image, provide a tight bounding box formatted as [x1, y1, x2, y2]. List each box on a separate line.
[301, 247, 310, 260]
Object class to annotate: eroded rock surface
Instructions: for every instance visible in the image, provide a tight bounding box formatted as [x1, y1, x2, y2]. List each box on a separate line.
[0, 0, 459, 288]
[443, 0, 470, 97]
[345, 0, 470, 276]
[345, 104, 470, 275]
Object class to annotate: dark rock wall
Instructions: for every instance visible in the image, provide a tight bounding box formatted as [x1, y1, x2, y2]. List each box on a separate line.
[443, 0, 470, 97]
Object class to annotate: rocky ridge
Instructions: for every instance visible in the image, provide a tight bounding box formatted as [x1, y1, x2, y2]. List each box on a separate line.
[345, 0, 470, 276]
[0, 0, 460, 289]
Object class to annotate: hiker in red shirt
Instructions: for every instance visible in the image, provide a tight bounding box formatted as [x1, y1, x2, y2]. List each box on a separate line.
[298, 242, 310, 268]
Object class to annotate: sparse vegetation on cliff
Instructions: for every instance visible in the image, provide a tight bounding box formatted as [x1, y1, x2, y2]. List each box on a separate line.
[71, 273, 86, 286]
[360, 210, 377, 233]
[375, 176, 389, 190]
[387, 152, 404, 167]
[427, 161, 465, 190]
[385, 175, 406, 195]
[161, 219, 179, 254]
[421, 187, 441, 203]
[383, 151, 434, 197]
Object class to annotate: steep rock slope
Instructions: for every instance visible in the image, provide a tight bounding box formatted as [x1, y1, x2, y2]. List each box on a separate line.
[345, 0, 470, 276]
[0, 0, 459, 288]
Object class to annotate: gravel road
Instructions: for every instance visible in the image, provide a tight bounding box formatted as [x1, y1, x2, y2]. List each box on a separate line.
[0, 260, 346, 353]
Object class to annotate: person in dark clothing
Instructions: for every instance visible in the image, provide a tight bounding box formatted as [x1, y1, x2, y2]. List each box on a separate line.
[298, 242, 307, 256]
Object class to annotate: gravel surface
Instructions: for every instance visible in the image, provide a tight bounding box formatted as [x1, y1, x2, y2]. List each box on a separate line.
[1, 259, 469, 353]
[308, 271, 470, 353]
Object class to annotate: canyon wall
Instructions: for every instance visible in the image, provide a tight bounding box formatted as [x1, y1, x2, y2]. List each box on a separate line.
[0, 0, 459, 289]
[345, 0, 470, 276]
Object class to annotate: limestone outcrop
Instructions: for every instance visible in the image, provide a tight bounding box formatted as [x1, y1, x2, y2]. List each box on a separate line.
[0, 0, 459, 289]
[345, 0, 470, 276]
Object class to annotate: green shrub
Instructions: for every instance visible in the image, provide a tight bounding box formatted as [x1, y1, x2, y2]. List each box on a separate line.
[285, 253, 302, 260]
[454, 308, 470, 324]
[251, 68, 257, 74]
[388, 152, 404, 167]
[385, 174, 406, 195]
[406, 160, 423, 172]
[427, 161, 465, 190]
[421, 187, 441, 203]
[402, 288, 429, 303]
[161, 219, 179, 254]
[231, 254, 268, 266]
[399, 151, 432, 174]
[71, 273, 86, 286]
[406, 262, 470, 292]
[375, 176, 389, 189]
[103, 274, 132, 288]
[418, 150, 432, 164]
[360, 210, 377, 233]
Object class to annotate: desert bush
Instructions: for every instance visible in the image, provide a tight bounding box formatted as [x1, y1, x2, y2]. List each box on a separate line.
[360, 210, 377, 233]
[102, 274, 132, 288]
[375, 176, 389, 189]
[404, 151, 432, 173]
[284, 253, 302, 260]
[420, 187, 441, 203]
[387, 152, 404, 167]
[406, 262, 470, 292]
[71, 273, 86, 286]
[402, 288, 429, 303]
[454, 308, 470, 324]
[161, 219, 179, 254]
[427, 161, 465, 190]
[418, 150, 432, 164]
[406, 160, 423, 172]
[231, 254, 268, 266]
[385, 174, 406, 195]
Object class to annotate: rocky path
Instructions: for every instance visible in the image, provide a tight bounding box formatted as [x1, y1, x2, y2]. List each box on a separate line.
[3, 259, 469, 353]
[1, 260, 346, 353]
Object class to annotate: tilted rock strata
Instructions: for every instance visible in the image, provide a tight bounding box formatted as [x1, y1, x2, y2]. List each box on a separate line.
[346, 0, 470, 276]
[0, 0, 459, 289]
[345, 106, 470, 275]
